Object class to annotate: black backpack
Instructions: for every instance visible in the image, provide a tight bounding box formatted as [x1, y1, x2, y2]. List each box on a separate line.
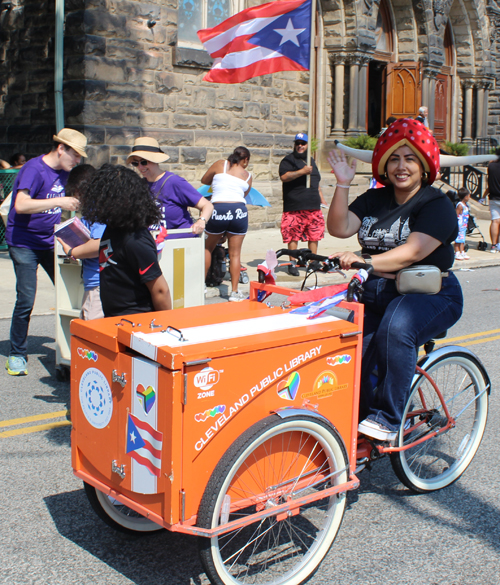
[206, 245, 226, 287]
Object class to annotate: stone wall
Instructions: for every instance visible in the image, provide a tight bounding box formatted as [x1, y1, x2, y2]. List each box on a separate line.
[0, 0, 58, 158]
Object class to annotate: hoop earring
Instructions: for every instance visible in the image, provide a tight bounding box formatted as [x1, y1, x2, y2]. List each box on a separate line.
[422, 171, 429, 181]
[380, 173, 388, 182]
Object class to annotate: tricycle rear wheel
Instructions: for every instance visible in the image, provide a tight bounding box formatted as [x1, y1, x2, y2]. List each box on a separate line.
[197, 415, 348, 585]
[84, 482, 163, 535]
[390, 353, 488, 493]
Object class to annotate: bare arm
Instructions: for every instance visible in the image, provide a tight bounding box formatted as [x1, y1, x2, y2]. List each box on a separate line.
[319, 185, 327, 206]
[280, 166, 312, 183]
[326, 150, 360, 237]
[192, 197, 214, 235]
[331, 232, 442, 272]
[0, 159, 10, 170]
[146, 275, 172, 311]
[201, 160, 225, 185]
[15, 190, 79, 214]
[57, 237, 100, 259]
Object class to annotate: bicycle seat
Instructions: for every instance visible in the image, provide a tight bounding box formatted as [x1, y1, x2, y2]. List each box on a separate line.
[433, 330, 448, 340]
[423, 330, 447, 354]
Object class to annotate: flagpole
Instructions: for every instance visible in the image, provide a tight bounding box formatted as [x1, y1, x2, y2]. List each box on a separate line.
[306, 0, 316, 188]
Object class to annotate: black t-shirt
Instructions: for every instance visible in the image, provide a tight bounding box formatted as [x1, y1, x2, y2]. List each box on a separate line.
[349, 185, 458, 271]
[487, 159, 500, 200]
[99, 228, 163, 317]
[279, 153, 321, 212]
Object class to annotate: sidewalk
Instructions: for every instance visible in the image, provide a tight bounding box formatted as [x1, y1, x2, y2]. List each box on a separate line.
[0, 215, 498, 315]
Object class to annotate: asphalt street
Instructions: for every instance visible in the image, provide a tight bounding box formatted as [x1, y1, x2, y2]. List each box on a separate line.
[1, 266, 499, 585]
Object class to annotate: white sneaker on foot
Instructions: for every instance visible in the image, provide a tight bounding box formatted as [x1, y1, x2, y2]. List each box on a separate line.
[455, 252, 463, 260]
[228, 291, 247, 302]
[358, 418, 397, 442]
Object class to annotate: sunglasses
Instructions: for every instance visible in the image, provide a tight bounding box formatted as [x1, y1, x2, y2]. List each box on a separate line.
[130, 159, 149, 167]
[295, 141, 307, 146]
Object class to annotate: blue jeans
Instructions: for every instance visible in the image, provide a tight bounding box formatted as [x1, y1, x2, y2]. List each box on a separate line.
[9, 246, 55, 358]
[359, 272, 463, 431]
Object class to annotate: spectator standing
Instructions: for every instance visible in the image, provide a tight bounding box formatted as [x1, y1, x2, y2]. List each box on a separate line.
[127, 137, 212, 239]
[454, 187, 471, 261]
[79, 165, 172, 318]
[279, 133, 326, 276]
[415, 106, 430, 129]
[484, 147, 500, 253]
[56, 164, 106, 320]
[201, 146, 251, 302]
[5, 128, 85, 376]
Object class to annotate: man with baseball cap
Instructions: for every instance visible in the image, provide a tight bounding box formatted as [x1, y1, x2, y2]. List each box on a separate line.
[279, 133, 327, 276]
[5, 128, 86, 375]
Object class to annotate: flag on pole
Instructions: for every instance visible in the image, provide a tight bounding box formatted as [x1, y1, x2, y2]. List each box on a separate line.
[197, 0, 312, 84]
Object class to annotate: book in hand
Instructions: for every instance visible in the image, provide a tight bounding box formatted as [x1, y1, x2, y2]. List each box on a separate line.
[54, 216, 91, 248]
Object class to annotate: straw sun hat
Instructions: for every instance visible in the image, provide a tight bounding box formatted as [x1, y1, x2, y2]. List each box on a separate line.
[127, 137, 170, 164]
[53, 128, 87, 157]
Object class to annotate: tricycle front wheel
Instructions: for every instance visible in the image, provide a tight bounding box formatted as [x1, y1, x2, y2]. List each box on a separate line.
[197, 415, 348, 585]
[84, 483, 163, 535]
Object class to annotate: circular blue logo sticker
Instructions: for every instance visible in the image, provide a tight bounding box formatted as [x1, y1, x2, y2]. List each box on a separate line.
[79, 367, 113, 429]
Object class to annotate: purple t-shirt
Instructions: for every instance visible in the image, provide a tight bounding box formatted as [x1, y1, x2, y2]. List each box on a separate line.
[6, 155, 69, 249]
[149, 172, 202, 239]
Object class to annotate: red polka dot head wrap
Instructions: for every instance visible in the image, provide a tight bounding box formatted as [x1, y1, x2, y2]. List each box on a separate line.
[372, 119, 440, 185]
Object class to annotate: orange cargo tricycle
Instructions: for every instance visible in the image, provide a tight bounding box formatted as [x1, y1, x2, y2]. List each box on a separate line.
[71, 250, 489, 585]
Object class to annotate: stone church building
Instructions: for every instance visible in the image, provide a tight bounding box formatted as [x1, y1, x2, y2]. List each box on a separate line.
[1, 0, 499, 225]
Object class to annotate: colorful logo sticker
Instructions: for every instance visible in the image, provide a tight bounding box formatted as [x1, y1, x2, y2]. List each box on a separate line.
[326, 354, 351, 367]
[194, 367, 221, 391]
[77, 348, 98, 362]
[277, 372, 300, 401]
[195, 405, 226, 422]
[79, 367, 112, 429]
[301, 370, 348, 400]
[136, 384, 156, 414]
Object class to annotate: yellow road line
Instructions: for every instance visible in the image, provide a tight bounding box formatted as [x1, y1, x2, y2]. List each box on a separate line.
[458, 334, 500, 348]
[0, 409, 70, 429]
[435, 328, 500, 345]
[0, 420, 71, 438]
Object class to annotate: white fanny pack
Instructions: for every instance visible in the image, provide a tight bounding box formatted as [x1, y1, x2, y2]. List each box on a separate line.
[395, 265, 446, 295]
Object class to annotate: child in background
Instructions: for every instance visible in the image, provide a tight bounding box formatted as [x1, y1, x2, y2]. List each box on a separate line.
[454, 187, 471, 261]
[79, 164, 172, 317]
[56, 164, 106, 319]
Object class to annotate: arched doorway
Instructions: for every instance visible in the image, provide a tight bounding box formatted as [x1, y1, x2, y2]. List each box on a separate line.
[433, 22, 454, 141]
[367, 0, 394, 135]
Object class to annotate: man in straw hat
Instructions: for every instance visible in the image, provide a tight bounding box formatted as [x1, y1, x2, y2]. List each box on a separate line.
[5, 128, 86, 376]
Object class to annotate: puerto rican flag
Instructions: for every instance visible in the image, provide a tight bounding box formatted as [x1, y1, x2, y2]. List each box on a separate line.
[197, 0, 312, 84]
[126, 413, 163, 477]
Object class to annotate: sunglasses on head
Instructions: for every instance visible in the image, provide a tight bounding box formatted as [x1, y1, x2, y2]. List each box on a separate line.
[130, 159, 149, 167]
[295, 141, 307, 146]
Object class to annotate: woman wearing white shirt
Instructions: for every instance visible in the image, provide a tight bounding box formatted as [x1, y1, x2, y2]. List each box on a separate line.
[201, 146, 252, 302]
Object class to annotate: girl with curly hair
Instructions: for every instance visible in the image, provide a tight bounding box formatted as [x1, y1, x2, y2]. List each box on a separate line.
[80, 164, 172, 317]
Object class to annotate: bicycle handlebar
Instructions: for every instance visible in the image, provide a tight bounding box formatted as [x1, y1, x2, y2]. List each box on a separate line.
[275, 248, 373, 273]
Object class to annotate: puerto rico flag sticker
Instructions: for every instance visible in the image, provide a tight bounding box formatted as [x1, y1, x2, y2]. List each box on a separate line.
[126, 413, 163, 478]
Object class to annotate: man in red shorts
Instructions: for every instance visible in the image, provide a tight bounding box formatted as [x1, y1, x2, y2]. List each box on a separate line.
[279, 133, 326, 275]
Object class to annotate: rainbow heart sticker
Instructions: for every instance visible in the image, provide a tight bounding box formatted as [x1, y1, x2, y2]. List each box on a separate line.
[136, 384, 156, 414]
[277, 372, 300, 401]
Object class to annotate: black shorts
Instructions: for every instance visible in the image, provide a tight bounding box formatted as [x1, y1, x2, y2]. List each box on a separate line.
[205, 202, 248, 236]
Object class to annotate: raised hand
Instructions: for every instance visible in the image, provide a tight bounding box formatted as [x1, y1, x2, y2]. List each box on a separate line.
[327, 150, 357, 186]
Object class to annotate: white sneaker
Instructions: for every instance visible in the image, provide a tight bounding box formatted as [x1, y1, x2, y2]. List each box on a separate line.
[228, 291, 247, 302]
[358, 418, 397, 442]
[490, 245, 499, 253]
[461, 252, 470, 260]
[455, 252, 463, 260]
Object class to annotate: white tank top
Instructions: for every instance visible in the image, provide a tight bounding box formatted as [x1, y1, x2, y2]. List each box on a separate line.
[210, 160, 251, 204]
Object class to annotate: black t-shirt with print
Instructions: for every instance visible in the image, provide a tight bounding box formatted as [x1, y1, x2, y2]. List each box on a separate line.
[99, 227, 163, 317]
[349, 185, 458, 271]
[279, 153, 321, 212]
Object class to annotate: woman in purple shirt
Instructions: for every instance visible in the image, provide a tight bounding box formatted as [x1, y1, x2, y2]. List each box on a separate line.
[127, 137, 213, 238]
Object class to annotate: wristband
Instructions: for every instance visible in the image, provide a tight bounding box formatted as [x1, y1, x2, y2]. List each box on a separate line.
[67, 247, 74, 259]
[198, 217, 207, 222]
[336, 184, 351, 189]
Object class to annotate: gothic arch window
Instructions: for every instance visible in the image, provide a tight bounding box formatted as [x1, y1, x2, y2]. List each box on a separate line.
[178, 0, 243, 47]
[374, 0, 394, 60]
